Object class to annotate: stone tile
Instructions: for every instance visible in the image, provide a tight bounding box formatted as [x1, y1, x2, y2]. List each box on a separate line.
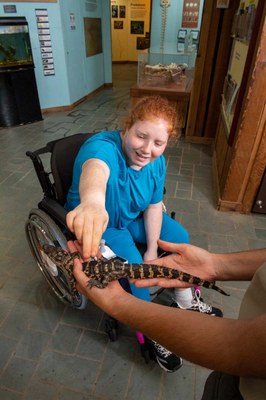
[164, 179, 177, 197]
[49, 323, 83, 354]
[57, 388, 94, 400]
[182, 149, 201, 165]
[126, 355, 162, 400]
[252, 214, 266, 228]
[180, 164, 194, 177]
[166, 197, 199, 215]
[15, 330, 50, 360]
[176, 179, 193, 191]
[192, 184, 215, 202]
[0, 356, 37, 392]
[0, 335, 18, 371]
[175, 189, 192, 200]
[35, 351, 99, 393]
[23, 380, 58, 400]
[248, 237, 266, 249]
[1, 302, 39, 341]
[0, 297, 16, 324]
[227, 236, 250, 252]
[195, 367, 212, 400]
[93, 337, 138, 399]
[161, 364, 195, 400]
[166, 156, 181, 174]
[194, 165, 212, 180]
[76, 330, 109, 361]
[0, 388, 22, 400]
[189, 232, 209, 249]
[255, 227, 266, 240]
[199, 214, 237, 236]
[62, 301, 103, 331]
[29, 293, 65, 334]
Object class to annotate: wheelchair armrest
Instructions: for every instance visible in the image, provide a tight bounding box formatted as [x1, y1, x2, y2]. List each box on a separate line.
[26, 150, 56, 198]
[39, 197, 72, 235]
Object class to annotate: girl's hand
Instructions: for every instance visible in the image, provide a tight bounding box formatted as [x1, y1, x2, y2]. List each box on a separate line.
[66, 203, 109, 259]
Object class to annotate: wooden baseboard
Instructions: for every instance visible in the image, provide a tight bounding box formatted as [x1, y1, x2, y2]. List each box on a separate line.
[41, 83, 113, 113]
[216, 199, 243, 212]
[112, 61, 138, 64]
[185, 136, 213, 145]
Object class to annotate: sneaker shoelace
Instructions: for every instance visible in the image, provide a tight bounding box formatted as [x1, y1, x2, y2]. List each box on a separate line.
[152, 341, 172, 357]
[192, 290, 212, 313]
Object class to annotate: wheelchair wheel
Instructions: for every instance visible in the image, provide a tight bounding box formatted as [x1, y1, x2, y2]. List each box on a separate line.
[25, 208, 87, 310]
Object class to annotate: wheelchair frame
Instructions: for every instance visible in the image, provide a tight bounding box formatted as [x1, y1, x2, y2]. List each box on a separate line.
[25, 133, 94, 310]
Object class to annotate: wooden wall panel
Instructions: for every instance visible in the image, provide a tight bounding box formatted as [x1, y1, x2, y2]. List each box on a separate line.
[186, 0, 238, 141]
[242, 103, 266, 212]
[186, 0, 215, 140]
[214, 8, 266, 213]
[204, 0, 239, 138]
[223, 19, 266, 203]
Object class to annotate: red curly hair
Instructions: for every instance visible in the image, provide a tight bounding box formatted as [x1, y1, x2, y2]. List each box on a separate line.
[122, 96, 179, 137]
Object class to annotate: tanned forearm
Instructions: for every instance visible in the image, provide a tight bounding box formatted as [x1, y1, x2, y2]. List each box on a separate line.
[214, 248, 266, 281]
[106, 293, 266, 379]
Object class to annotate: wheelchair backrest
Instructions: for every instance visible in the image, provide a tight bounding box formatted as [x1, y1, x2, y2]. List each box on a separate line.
[50, 132, 94, 205]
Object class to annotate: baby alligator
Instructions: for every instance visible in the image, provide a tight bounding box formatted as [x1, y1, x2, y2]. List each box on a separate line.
[42, 244, 229, 296]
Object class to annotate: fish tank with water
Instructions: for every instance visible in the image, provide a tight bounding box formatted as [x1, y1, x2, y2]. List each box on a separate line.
[0, 17, 33, 69]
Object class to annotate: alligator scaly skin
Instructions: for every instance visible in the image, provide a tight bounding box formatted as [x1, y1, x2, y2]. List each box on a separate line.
[42, 244, 229, 297]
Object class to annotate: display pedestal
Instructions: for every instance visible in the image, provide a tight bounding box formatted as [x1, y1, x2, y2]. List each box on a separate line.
[0, 67, 42, 127]
[130, 70, 193, 132]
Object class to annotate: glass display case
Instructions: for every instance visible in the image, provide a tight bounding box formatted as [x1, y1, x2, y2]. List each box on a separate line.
[0, 17, 33, 69]
[137, 50, 196, 88]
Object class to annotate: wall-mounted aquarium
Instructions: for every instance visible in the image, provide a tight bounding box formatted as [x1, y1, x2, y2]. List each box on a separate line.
[0, 17, 33, 69]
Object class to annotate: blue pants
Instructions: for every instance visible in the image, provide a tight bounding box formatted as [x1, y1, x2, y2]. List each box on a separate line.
[102, 213, 190, 301]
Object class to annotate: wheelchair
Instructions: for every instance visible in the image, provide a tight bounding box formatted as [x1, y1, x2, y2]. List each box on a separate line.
[25, 132, 126, 341]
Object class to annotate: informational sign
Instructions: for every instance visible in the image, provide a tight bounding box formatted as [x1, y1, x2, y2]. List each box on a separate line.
[3, 5, 17, 13]
[35, 9, 55, 76]
[70, 12, 76, 30]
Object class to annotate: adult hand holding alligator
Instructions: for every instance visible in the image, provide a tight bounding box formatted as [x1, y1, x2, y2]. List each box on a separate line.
[71, 239, 266, 399]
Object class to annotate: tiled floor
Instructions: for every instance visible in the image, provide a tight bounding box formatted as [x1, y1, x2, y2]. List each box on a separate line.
[0, 64, 266, 400]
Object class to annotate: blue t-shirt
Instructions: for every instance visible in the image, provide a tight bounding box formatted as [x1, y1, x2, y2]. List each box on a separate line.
[65, 131, 166, 229]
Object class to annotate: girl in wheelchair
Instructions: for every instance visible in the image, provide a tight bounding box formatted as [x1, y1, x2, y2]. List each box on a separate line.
[65, 95, 221, 372]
